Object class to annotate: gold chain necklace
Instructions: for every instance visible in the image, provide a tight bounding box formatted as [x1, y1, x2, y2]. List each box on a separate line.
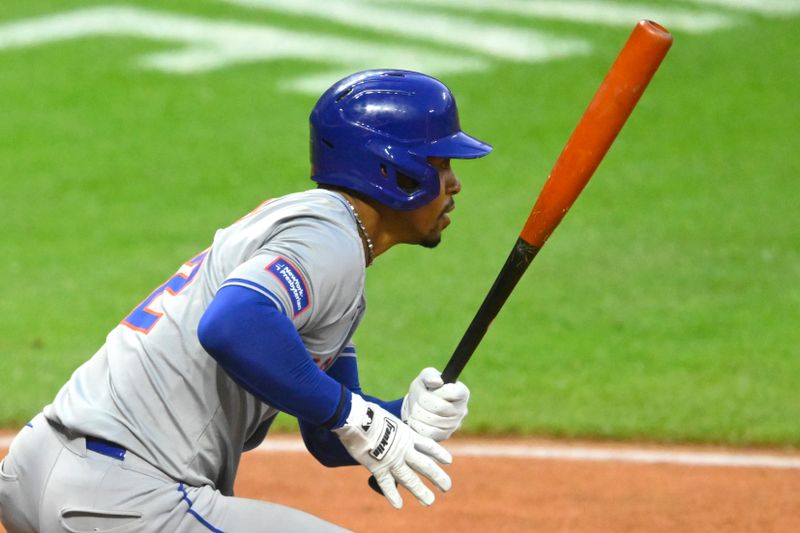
[343, 197, 374, 267]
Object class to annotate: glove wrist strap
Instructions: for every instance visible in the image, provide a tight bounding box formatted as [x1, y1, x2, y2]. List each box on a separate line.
[322, 383, 350, 430]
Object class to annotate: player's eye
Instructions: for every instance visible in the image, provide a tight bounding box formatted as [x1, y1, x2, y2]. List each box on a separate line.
[428, 157, 450, 170]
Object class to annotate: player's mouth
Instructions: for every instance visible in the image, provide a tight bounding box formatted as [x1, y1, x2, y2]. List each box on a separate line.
[440, 200, 455, 227]
[443, 200, 455, 216]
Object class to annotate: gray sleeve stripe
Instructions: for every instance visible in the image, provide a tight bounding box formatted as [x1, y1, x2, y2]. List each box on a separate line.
[219, 278, 288, 317]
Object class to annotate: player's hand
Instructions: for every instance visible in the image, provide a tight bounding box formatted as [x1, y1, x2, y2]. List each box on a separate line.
[401, 367, 470, 442]
[334, 394, 452, 509]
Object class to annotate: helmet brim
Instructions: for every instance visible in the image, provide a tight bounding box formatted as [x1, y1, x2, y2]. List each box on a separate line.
[410, 132, 493, 160]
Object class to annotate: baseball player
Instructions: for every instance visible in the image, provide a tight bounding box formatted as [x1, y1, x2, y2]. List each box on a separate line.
[0, 69, 491, 532]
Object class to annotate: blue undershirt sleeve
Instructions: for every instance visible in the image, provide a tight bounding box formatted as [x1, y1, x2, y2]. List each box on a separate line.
[197, 284, 351, 429]
[298, 350, 404, 467]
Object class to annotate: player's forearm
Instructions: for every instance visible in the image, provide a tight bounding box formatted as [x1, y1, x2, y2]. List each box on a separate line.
[297, 353, 404, 467]
[298, 420, 357, 467]
[297, 393, 403, 468]
[198, 285, 350, 428]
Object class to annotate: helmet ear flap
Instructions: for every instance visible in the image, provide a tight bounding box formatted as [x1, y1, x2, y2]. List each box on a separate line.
[395, 171, 422, 195]
[368, 143, 441, 207]
[377, 162, 421, 195]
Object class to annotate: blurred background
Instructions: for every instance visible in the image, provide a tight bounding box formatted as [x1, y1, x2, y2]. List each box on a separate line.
[1, 0, 798, 447]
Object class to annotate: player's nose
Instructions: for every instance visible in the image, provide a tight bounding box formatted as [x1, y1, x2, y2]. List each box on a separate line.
[447, 173, 462, 196]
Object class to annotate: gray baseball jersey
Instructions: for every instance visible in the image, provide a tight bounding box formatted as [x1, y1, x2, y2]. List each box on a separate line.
[43, 189, 366, 495]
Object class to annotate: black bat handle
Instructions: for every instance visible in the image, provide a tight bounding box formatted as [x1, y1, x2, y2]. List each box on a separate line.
[441, 237, 539, 383]
[368, 237, 539, 497]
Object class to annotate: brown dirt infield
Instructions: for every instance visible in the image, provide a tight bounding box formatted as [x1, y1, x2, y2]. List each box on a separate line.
[2, 435, 798, 532]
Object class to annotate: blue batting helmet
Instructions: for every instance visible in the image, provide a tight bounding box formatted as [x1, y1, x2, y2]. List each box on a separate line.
[309, 69, 492, 210]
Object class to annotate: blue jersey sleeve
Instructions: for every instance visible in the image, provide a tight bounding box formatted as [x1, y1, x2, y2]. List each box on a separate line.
[197, 285, 351, 429]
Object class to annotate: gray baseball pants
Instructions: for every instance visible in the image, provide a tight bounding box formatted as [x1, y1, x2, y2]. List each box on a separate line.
[0, 414, 351, 533]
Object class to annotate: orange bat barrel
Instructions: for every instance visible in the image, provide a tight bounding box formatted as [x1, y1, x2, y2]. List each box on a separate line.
[520, 20, 673, 248]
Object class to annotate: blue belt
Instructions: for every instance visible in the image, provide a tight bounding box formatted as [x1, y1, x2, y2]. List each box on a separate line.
[86, 437, 127, 461]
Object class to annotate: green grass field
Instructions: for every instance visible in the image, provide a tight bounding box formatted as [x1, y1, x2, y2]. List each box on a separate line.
[1, 0, 798, 447]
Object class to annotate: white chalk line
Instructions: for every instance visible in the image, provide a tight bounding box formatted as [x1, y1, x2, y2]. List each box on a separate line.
[2, 434, 798, 469]
[257, 438, 800, 470]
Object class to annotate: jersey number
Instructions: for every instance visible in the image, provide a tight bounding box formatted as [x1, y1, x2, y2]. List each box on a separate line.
[122, 250, 209, 334]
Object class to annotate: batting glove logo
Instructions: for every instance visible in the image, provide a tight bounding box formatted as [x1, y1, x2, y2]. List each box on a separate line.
[369, 418, 398, 461]
[361, 407, 374, 432]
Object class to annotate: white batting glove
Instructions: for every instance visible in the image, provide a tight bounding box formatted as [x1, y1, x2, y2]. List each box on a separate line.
[334, 394, 452, 509]
[401, 367, 470, 442]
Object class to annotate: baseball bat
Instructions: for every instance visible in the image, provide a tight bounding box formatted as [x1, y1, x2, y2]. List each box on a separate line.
[441, 19, 673, 383]
[369, 20, 672, 496]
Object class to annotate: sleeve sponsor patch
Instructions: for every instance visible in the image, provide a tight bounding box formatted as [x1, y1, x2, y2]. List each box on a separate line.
[265, 257, 310, 316]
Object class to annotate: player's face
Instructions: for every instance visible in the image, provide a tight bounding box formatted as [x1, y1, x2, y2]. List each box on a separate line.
[408, 157, 461, 248]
